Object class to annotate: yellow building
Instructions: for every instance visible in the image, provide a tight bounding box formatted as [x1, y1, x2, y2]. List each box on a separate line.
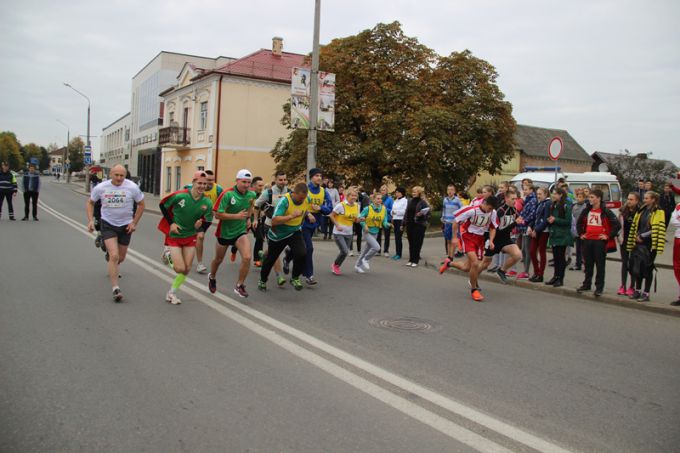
[159, 38, 306, 194]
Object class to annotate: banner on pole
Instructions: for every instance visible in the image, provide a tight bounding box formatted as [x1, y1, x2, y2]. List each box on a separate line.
[291, 68, 335, 131]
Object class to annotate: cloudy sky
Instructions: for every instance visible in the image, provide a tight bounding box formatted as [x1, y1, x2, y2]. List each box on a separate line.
[1, 0, 678, 163]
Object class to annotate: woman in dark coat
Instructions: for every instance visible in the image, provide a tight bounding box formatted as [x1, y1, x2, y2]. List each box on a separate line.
[403, 186, 430, 267]
[546, 188, 573, 287]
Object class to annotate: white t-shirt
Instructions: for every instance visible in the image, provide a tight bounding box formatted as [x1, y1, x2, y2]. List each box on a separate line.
[90, 179, 144, 227]
[332, 202, 355, 236]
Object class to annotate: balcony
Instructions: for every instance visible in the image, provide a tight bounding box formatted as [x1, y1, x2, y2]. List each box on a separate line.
[159, 126, 191, 149]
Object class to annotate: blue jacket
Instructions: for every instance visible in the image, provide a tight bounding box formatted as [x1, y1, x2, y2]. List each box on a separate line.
[382, 195, 394, 221]
[22, 171, 41, 192]
[518, 192, 537, 233]
[533, 199, 550, 233]
[302, 182, 332, 230]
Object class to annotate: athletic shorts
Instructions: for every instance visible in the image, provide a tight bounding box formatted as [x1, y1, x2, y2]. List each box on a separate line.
[164, 235, 197, 248]
[484, 235, 515, 257]
[197, 222, 211, 234]
[101, 220, 132, 246]
[443, 222, 453, 241]
[461, 232, 485, 259]
[217, 233, 246, 247]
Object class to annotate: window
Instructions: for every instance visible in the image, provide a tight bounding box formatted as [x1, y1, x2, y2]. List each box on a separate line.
[166, 166, 172, 192]
[169, 111, 175, 125]
[175, 166, 181, 191]
[592, 184, 611, 202]
[200, 102, 208, 130]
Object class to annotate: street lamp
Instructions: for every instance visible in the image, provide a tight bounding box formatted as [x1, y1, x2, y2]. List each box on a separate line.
[56, 119, 71, 183]
[63, 82, 91, 190]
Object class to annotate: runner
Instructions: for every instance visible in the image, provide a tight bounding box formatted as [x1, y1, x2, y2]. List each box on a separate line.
[250, 176, 265, 267]
[258, 182, 309, 291]
[254, 171, 290, 287]
[477, 188, 523, 284]
[207, 169, 257, 298]
[329, 186, 361, 275]
[194, 170, 223, 274]
[356, 192, 390, 273]
[441, 184, 463, 260]
[671, 201, 680, 306]
[158, 171, 213, 305]
[439, 196, 498, 302]
[87, 164, 145, 302]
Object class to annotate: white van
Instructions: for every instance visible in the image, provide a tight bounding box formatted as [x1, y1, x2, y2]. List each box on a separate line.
[510, 171, 622, 212]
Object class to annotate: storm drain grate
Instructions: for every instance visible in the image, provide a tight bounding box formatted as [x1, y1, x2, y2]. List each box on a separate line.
[369, 317, 441, 333]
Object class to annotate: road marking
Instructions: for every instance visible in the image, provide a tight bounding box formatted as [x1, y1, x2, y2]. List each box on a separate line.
[40, 201, 573, 453]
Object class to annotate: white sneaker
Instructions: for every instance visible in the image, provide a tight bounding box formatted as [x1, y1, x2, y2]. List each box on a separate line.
[348, 251, 354, 257]
[405, 262, 413, 266]
[360, 259, 370, 271]
[196, 263, 208, 274]
[410, 263, 418, 268]
[165, 290, 181, 305]
[383, 252, 390, 257]
[354, 264, 365, 273]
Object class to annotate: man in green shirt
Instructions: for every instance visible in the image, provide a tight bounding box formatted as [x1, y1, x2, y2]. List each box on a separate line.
[158, 170, 213, 305]
[208, 169, 257, 298]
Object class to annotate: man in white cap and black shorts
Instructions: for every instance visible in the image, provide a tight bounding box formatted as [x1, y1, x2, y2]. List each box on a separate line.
[208, 169, 257, 298]
[87, 164, 145, 302]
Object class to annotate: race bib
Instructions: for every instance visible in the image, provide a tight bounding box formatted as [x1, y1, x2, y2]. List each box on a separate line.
[103, 190, 127, 208]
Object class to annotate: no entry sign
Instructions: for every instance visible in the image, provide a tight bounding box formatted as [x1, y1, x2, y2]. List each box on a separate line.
[548, 136, 563, 161]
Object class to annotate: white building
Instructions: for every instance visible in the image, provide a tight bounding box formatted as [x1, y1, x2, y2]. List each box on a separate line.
[128, 51, 234, 194]
[100, 112, 131, 170]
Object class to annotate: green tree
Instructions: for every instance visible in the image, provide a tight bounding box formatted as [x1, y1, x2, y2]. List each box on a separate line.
[68, 136, 85, 172]
[21, 143, 42, 169]
[0, 131, 24, 170]
[40, 146, 50, 172]
[271, 22, 516, 197]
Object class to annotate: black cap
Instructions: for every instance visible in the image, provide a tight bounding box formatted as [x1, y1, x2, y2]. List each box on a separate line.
[309, 168, 322, 178]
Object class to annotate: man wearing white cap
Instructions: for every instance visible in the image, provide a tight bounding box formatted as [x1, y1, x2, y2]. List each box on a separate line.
[208, 169, 257, 298]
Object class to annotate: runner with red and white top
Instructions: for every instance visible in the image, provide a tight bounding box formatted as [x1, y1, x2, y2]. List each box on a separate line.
[479, 188, 523, 284]
[440, 196, 499, 302]
[471, 185, 494, 207]
[670, 203, 680, 306]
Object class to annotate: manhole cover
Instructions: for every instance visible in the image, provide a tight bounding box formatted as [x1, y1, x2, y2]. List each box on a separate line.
[369, 317, 441, 333]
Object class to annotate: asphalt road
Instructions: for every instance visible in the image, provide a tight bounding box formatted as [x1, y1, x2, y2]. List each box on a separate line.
[1, 181, 679, 453]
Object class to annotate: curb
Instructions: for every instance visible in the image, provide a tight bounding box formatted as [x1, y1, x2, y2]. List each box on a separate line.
[421, 257, 680, 318]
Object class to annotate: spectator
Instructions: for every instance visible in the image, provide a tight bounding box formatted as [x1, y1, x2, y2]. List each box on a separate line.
[22, 163, 41, 221]
[660, 182, 676, 227]
[390, 187, 407, 260]
[617, 192, 640, 296]
[626, 191, 666, 302]
[546, 188, 573, 287]
[376, 185, 394, 257]
[636, 179, 646, 198]
[0, 161, 17, 220]
[516, 182, 537, 279]
[440, 184, 462, 260]
[528, 187, 550, 283]
[404, 186, 429, 267]
[576, 189, 621, 297]
[570, 189, 587, 271]
[323, 180, 340, 240]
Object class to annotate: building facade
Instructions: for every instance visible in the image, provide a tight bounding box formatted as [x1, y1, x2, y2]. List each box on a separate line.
[159, 38, 306, 195]
[100, 113, 131, 170]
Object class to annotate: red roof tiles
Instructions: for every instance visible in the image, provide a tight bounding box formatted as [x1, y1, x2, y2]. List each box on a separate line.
[196, 49, 308, 84]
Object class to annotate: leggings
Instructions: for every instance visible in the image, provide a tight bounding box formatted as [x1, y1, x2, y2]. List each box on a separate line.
[358, 232, 380, 264]
[393, 220, 404, 256]
[333, 235, 353, 266]
[351, 223, 362, 252]
[530, 232, 548, 276]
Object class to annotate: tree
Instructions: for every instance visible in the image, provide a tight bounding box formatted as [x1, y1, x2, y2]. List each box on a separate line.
[40, 146, 51, 172]
[21, 143, 42, 169]
[605, 150, 678, 195]
[0, 131, 24, 170]
[68, 137, 85, 172]
[271, 22, 516, 197]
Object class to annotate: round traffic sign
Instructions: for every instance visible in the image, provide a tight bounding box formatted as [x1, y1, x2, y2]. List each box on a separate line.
[548, 136, 563, 161]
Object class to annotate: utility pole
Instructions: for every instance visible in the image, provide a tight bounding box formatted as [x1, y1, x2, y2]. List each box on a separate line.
[306, 0, 321, 181]
[56, 120, 71, 183]
[64, 83, 91, 191]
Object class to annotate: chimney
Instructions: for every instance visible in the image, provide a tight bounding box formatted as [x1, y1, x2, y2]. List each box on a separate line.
[272, 36, 283, 56]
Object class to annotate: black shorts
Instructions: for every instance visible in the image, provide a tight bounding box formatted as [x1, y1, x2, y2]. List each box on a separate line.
[484, 235, 516, 257]
[101, 220, 132, 246]
[197, 222, 211, 234]
[217, 233, 246, 247]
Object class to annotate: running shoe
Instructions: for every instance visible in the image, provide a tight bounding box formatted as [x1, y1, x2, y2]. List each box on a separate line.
[331, 263, 342, 275]
[196, 263, 208, 274]
[629, 290, 641, 300]
[254, 261, 262, 268]
[258, 280, 267, 291]
[616, 285, 626, 296]
[391, 255, 401, 260]
[283, 258, 290, 275]
[383, 252, 390, 257]
[626, 287, 635, 297]
[454, 251, 464, 258]
[165, 291, 181, 305]
[305, 276, 318, 285]
[112, 287, 123, 303]
[161, 247, 173, 268]
[354, 264, 365, 273]
[410, 263, 418, 268]
[405, 262, 413, 267]
[506, 270, 518, 277]
[105, 252, 110, 262]
[348, 251, 354, 257]
[230, 249, 237, 262]
[594, 289, 603, 297]
[516, 272, 529, 279]
[486, 265, 499, 273]
[234, 284, 249, 298]
[471, 289, 484, 302]
[670, 299, 680, 306]
[496, 269, 508, 284]
[208, 273, 217, 294]
[276, 276, 286, 286]
[638, 292, 650, 302]
[290, 277, 303, 290]
[360, 259, 370, 271]
[94, 234, 102, 249]
[438, 258, 451, 274]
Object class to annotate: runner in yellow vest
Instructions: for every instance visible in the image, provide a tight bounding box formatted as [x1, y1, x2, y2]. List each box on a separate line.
[329, 186, 362, 275]
[355, 192, 390, 273]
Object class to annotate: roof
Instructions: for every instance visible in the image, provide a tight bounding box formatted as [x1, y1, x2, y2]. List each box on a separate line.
[49, 147, 66, 156]
[592, 151, 678, 173]
[102, 112, 131, 131]
[194, 49, 308, 84]
[514, 124, 592, 163]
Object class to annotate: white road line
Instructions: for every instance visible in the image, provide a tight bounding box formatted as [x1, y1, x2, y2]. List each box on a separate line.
[40, 201, 574, 453]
